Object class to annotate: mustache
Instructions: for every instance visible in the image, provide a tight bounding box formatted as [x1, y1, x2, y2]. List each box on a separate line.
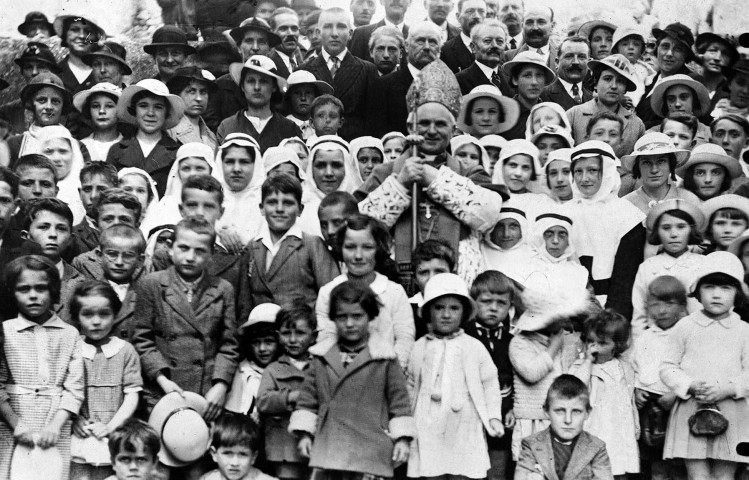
[567, 65, 583, 72]
[487, 48, 503, 56]
[528, 29, 543, 36]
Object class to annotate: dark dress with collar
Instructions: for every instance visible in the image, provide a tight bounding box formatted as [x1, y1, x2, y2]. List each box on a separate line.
[216, 111, 302, 153]
[106, 134, 181, 197]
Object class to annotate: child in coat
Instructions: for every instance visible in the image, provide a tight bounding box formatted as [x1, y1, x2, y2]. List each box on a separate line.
[572, 310, 640, 479]
[257, 302, 316, 480]
[289, 281, 414, 480]
[70, 281, 143, 480]
[0, 255, 84, 480]
[660, 252, 749, 479]
[407, 273, 504, 479]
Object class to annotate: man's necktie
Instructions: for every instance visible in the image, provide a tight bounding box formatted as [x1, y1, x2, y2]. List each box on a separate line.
[572, 83, 582, 104]
[537, 48, 544, 55]
[330, 56, 340, 78]
[491, 71, 501, 90]
[510, 38, 517, 50]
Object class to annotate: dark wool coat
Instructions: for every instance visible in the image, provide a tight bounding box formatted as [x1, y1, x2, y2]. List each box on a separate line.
[216, 111, 302, 154]
[106, 134, 181, 198]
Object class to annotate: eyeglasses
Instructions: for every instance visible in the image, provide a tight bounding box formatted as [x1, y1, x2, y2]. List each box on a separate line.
[102, 249, 139, 263]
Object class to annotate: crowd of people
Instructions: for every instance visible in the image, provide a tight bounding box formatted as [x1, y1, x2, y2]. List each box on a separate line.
[0, 2, 749, 480]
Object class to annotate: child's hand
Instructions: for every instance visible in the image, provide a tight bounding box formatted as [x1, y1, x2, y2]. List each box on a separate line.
[698, 382, 736, 403]
[504, 409, 515, 429]
[658, 392, 677, 410]
[688, 380, 706, 397]
[288, 390, 301, 407]
[36, 427, 59, 449]
[204, 382, 229, 422]
[488, 418, 505, 438]
[298, 435, 313, 458]
[635, 388, 650, 409]
[72, 417, 91, 438]
[13, 424, 35, 447]
[392, 438, 410, 466]
[88, 422, 111, 440]
[157, 376, 184, 397]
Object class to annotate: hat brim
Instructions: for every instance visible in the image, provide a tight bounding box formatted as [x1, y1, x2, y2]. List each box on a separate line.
[18, 19, 54, 37]
[73, 86, 122, 113]
[728, 230, 749, 256]
[228, 26, 282, 49]
[700, 194, 749, 229]
[148, 392, 209, 467]
[82, 51, 133, 75]
[457, 91, 521, 135]
[696, 33, 739, 65]
[116, 84, 186, 130]
[621, 147, 690, 173]
[419, 293, 477, 320]
[14, 55, 62, 74]
[587, 58, 638, 92]
[53, 15, 105, 43]
[577, 20, 617, 40]
[144, 43, 197, 56]
[650, 76, 711, 118]
[229, 62, 288, 93]
[529, 129, 573, 148]
[288, 79, 334, 96]
[676, 153, 743, 180]
[645, 198, 706, 232]
[20, 82, 73, 114]
[652, 28, 696, 61]
[502, 60, 556, 87]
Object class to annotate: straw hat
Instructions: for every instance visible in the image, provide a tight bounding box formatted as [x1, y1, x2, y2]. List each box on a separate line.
[530, 124, 574, 148]
[587, 54, 638, 92]
[675, 143, 742, 180]
[649, 74, 711, 118]
[644, 198, 706, 232]
[148, 392, 210, 467]
[621, 132, 690, 173]
[611, 25, 647, 53]
[286, 70, 334, 96]
[73, 82, 122, 113]
[419, 273, 476, 319]
[457, 85, 520, 135]
[690, 251, 747, 293]
[700, 194, 749, 226]
[117, 79, 186, 130]
[577, 20, 617, 41]
[240, 303, 281, 330]
[53, 15, 105, 47]
[229, 55, 288, 92]
[728, 229, 749, 257]
[501, 50, 556, 85]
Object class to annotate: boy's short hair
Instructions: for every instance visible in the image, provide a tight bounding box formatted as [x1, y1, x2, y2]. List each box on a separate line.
[261, 173, 303, 205]
[181, 174, 224, 206]
[173, 216, 217, 247]
[211, 412, 261, 452]
[711, 113, 749, 137]
[0, 166, 20, 198]
[661, 112, 698, 138]
[310, 94, 344, 118]
[647, 275, 687, 305]
[412, 239, 456, 272]
[585, 110, 624, 138]
[15, 154, 58, 183]
[108, 418, 160, 460]
[276, 300, 317, 331]
[70, 280, 122, 328]
[94, 188, 143, 222]
[22, 197, 73, 231]
[99, 224, 146, 253]
[319, 191, 359, 216]
[583, 309, 630, 357]
[5, 254, 61, 305]
[80, 161, 118, 186]
[543, 374, 591, 411]
[329, 280, 381, 321]
[470, 270, 515, 301]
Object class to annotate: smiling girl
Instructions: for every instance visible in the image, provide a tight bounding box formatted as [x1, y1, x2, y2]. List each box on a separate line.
[74, 82, 123, 163]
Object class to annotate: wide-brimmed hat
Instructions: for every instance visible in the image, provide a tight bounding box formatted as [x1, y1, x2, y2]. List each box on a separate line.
[621, 132, 690, 173]
[419, 273, 476, 320]
[691, 251, 747, 293]
[83, 41, 132, 75]
[457, 85, 520, 135]
[502, 51, 556, 85]
[513, 280, 590, 332]
[650, 74, 711, 118]
[230, 55, 288, 92]
[286, 70, 334, 96]
[20, 72, 72, 113]
[18, 11, 54, 37]
[530, 124, 574, 148]
[587, 54, 638, 92]
[700, 194, 749, 227]
[73, 82, 122, 113]
[728, 229, 749, 257]
[144, 25, 197, 56]
[577, 20, 617, 41]
[10, 443, 63, 479]
[240, 303, 281, 330]
[117, 79, 186, 130]
[695, 32, 739, 68]
[53, 15, 105, 47]
[653, 22, 696, 61]
[612, 26, 647, 53]
[148, 392, 210, 467]
[227, 17, 282, 49]
[14, 42, 61, 73]
[167, 66, 217, 94]
[645, 198, 706, 232]
[676, 143, 742, 179]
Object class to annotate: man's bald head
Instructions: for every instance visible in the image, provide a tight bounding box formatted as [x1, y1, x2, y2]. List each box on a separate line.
[522, 5, 553, 48]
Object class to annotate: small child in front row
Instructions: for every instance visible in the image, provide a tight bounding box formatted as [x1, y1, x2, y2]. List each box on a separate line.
[660, 252, 749, 480]
[632, 275, 688, 480]
[108, 418, 161, 480]
[257, 302, 316, 480]
[202, 413, 278, 480]
[0, 255, 84, 480]
[307, 95, 345, 145]
[515, 375, 614, 480]
[464, 270, 516, 480]
[407, 273, 504, 480]
[289, 281, 414, 480]
[572, 310, 639, 479]
[70, 281, 143, 480]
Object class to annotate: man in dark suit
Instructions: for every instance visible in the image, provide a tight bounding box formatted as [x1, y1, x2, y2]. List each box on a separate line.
[456, 19, 513, 95]
[540, 36, 593, 111]
[440, 0, 486, 73]
[269, 7, 304, 78]
[349, 0, 411, 63]
[377, 21, 443, 135]
[425, 0, 460, 42]
[498, 0, 523, 50]
[351, 0, 376, 27]
[369, 25, 405, 76]
[501, 5, 556, 68]
[299, 8, 379, 141]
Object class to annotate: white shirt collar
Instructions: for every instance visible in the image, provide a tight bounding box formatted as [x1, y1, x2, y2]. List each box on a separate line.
[13, 314, 66, 331]
[558, 77, 579, 97]
[56, 260, 65, 281]
[322, 48, 347, 64]
[108, 280, 130, 302]
[243, 111, 272, 133]
[276, 49, 292, 70]
[509, 32, 523, 47]
[460, 32, 472, 49]
[407, 63, 421, 79]
[80, 336, 126, 360]
[384, 18, 405, 32]
[430, 19, 449, 42]
[255, 219, 303, 256]
[475, 60, 498, 81]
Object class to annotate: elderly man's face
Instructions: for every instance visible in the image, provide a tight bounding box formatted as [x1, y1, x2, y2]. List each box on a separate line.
[522, 6, 552, 48]
[371, 35, 402, 75]
[472, 24, 506, 68]
[457, 0, 486, 36]
[407, 26, 442, 69]
[556, 40, 589, 83]
[412, 103, 454, 154]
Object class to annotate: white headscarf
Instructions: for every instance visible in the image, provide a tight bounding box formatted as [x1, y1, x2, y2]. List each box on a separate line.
[279, 137, 310, 171]
[524, 102, 573, 140]
[481, 201, 536, 284]
[303, 136, 362, 203]
[36, 125, 86, 224]
[531, 212, 576, 264]
[213, 133, 265, 244]
[263, 146, 306, 181]
[118, 167, 161, 238]
[450, 134, 492, 174]
[381, 132, 407, 163]
[349, 136, 385, 183]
